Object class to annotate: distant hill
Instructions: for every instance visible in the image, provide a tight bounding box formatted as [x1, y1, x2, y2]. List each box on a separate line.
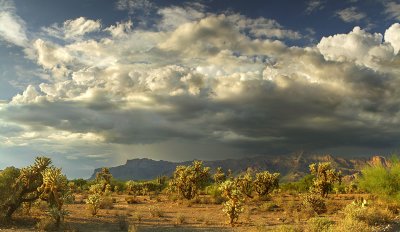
[90, 152, 388, 181]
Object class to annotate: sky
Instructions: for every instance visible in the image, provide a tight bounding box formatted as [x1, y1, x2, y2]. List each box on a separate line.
[0, 0, 400, 178]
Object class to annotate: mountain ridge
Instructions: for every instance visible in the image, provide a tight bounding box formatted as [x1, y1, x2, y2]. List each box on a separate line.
[90, 153, 388, 181]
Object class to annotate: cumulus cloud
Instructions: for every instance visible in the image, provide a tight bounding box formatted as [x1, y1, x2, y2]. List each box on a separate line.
[317, 26, 395, 70]
[336, 7, 366, 22]
[385, 23, 400, 55]
[0, 0, 28, 47]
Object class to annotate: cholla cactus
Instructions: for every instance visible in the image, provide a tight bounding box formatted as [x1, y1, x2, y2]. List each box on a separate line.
[235, 168, 254, 198]
[1, 156, 52, 221]
[38, 167, 68, 227]
[96, 167, 112, 192]
[86, 193, 101, 216]
[169, 160, 210, 200]
[253, 171, 280, 197]
[220, 180, 244, 226]
[309, 162, 341, 197]
[214, 167, 226, 184]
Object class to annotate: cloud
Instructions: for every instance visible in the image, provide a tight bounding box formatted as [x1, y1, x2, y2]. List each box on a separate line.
[385, 23, 400, 55]
[305, 0, 325, 14]
[42, 17, 101, 41]
[317, 26, 395, 70]
[384, 1, 400, 20]
[116, 0, 154, 15]
[158, 4, 205, 31]
[336, 7, 366, 22]
[0, 0, 28, 47]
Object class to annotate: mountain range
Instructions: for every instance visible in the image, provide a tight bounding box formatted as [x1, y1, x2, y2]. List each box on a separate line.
[90, 152, 389, 181]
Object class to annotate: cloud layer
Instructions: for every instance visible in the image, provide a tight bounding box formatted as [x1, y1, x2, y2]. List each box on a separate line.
[1, 2, 400, 177]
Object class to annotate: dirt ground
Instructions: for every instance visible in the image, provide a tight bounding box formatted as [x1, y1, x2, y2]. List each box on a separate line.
[1, 192, 374, 232]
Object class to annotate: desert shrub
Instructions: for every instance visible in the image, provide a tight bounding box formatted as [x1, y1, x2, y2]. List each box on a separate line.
[126, 180, 163, 196]
[281, 174, 315, 193]
[307, 217, 333, 232]
[333, 203, 373, 232]
[259, 202, 279, 212]
[342, 202, 394, 226]
[254, 171, 280, 197]
[220, 180, 244, 226]
[125, 196, 139, 204]
[358, 162, 400, 199]
[169, 160, 210, 200]
[302, 194, 327, 215]
[309, 162, 341, 197]
[149, 206, 164, 217]
[205, 183, 224, 204]
[36, 217, 57, 231]
[175, 214, 186, 224]
[69, 178, 88, 192]
[344, 182, 358, 194]
[334, 217, 371, 232]
[100, 196, 114, 209]
[133, 212, 143, 223]
[110, 178, 125, 193]
[269, 225, 303, 232]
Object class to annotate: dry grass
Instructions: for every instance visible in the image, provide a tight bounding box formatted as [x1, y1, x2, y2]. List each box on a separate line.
[2, 193, 398, 232]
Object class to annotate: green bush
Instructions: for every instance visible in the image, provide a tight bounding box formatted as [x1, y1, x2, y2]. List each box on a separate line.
[280, 174, 314, 193]
[358, 162, 400, 199]
[307, 217, 333, 232]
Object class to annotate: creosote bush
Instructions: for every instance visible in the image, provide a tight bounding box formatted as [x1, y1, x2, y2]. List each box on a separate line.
[302, 194, 327, 215]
